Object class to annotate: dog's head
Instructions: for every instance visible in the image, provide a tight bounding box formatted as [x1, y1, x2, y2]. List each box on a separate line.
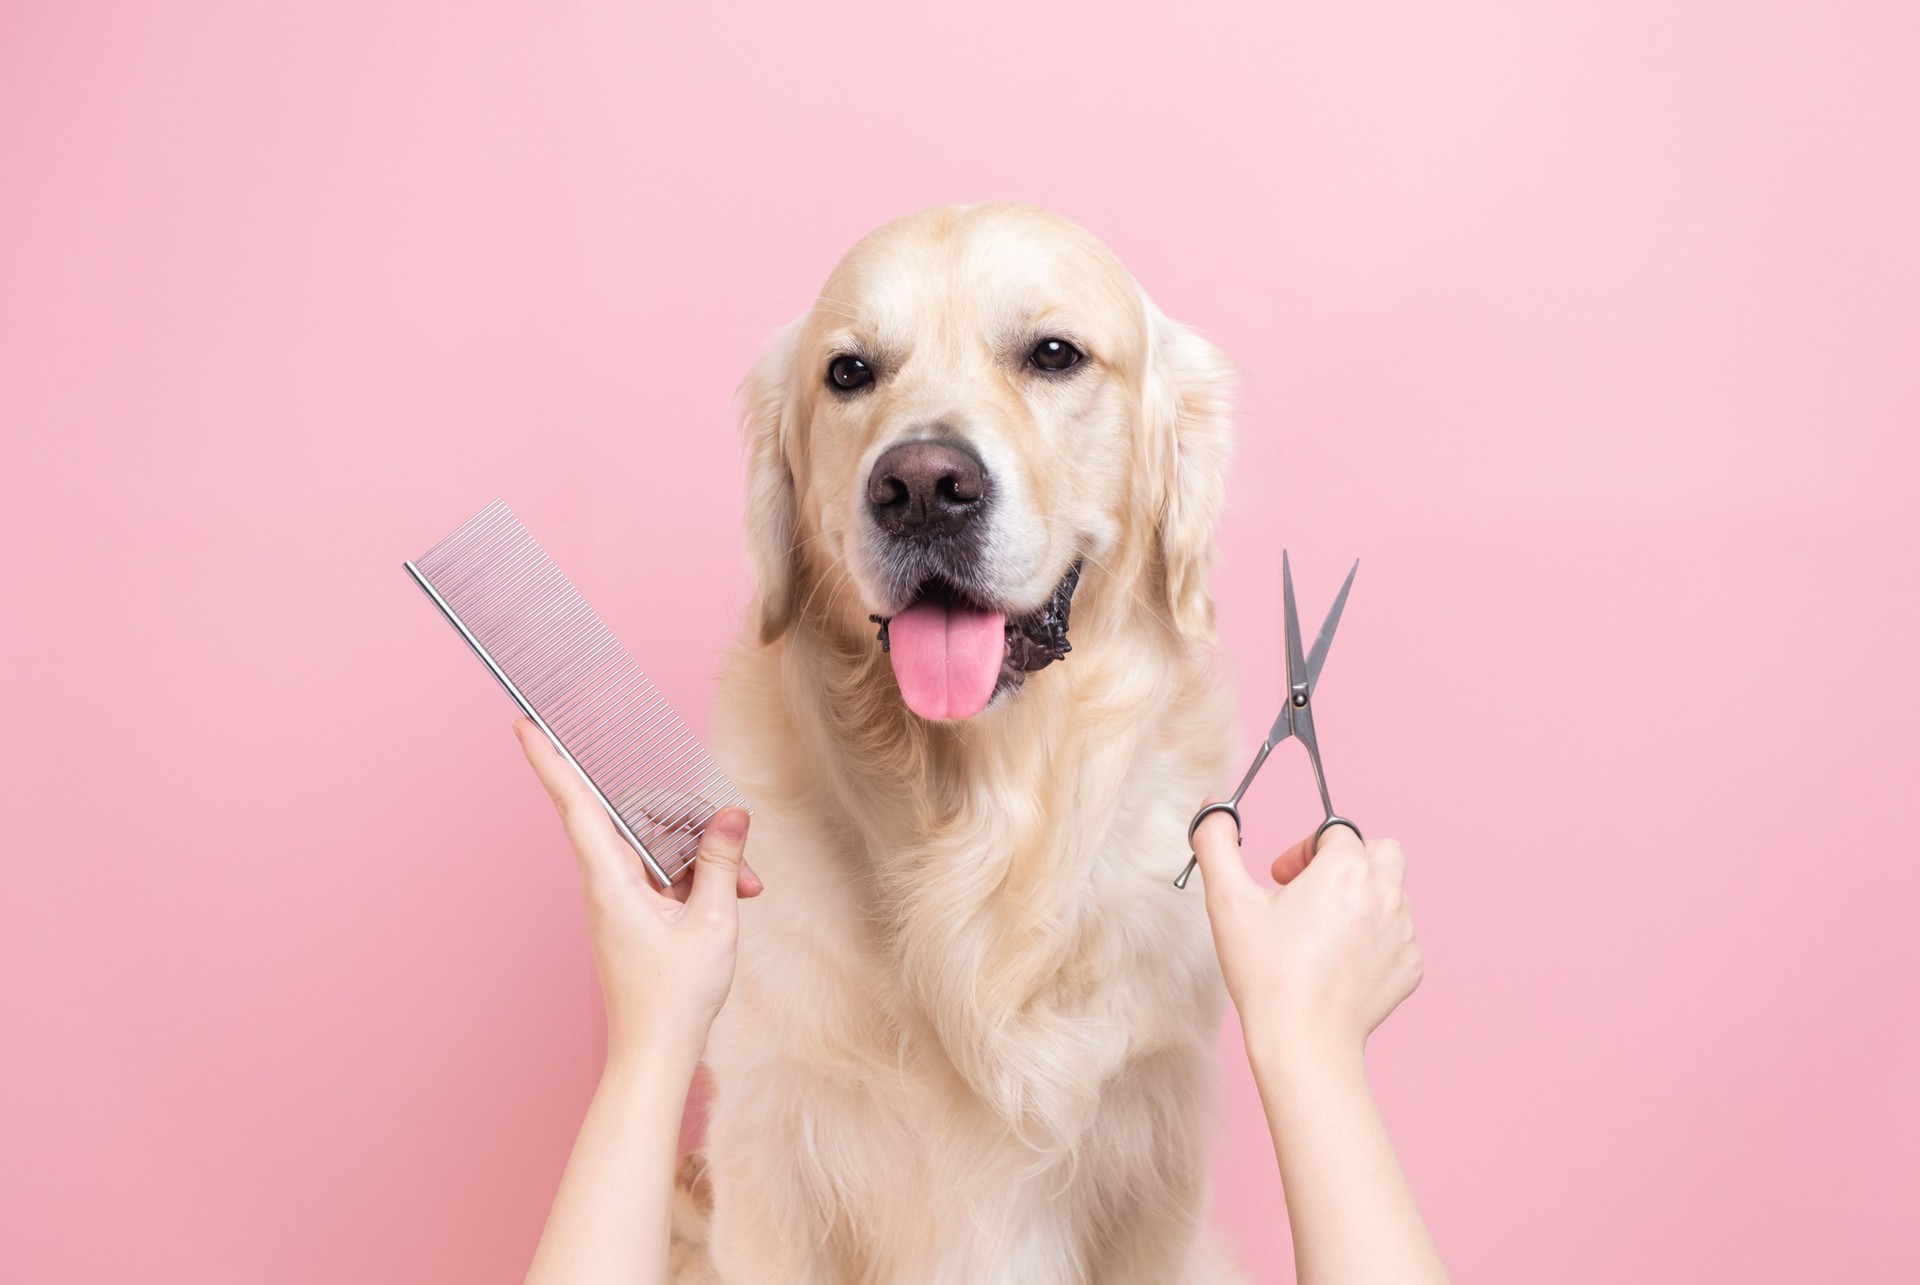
[742, 203, 1233, 722]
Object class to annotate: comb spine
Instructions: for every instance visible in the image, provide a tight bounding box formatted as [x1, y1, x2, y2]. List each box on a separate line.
[403, 559, 677, 888]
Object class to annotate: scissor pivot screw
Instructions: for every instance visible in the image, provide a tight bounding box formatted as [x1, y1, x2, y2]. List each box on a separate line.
[1292, 692, 1307, 707]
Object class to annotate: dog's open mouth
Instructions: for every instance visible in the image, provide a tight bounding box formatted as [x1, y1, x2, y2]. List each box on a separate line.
[868, 562, 1082, 721]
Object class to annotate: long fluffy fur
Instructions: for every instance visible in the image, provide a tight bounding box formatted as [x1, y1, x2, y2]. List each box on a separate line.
[692, 204, 1244, 1285]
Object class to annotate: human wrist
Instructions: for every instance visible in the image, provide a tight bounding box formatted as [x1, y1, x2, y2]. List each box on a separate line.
[1244, 1020, 1366, 1091]
[602, 1027, 706, 1095]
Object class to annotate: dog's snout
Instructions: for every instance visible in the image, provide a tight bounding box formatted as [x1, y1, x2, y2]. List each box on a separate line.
[867, 439, 988, 538]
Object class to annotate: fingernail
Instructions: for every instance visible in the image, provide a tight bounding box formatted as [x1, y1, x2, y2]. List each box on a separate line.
[740, 861, 764, 894]
[710, 808, 748, 840]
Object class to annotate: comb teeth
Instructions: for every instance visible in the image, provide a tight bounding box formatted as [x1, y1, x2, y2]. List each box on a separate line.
[406, 499, 747, 885]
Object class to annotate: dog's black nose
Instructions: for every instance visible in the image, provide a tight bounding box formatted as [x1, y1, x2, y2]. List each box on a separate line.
[867, 439, 988, 538]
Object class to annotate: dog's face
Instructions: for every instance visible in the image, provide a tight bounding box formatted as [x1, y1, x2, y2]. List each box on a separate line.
[743, 203, 1234, 722]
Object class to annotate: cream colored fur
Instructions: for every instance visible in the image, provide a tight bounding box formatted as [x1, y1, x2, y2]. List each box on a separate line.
[696, 203, 1243, 1284]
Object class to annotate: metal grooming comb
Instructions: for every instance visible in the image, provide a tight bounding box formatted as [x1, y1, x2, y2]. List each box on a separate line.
[404, 499, 747, 887]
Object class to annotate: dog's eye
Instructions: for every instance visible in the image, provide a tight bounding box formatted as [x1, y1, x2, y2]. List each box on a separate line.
[827, 355, 874, 391]
[1030, 339, 1083, 372]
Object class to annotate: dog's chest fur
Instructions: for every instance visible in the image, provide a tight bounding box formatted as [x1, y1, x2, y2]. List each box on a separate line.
[698, 631, 1239, 1285]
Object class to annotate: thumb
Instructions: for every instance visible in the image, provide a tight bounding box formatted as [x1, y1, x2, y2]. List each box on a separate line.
[685, 808, 751, 918]
[1189, 798, 1257, 903]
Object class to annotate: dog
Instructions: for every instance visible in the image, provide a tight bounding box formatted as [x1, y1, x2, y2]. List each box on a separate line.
[695, 202, 1244, 1284]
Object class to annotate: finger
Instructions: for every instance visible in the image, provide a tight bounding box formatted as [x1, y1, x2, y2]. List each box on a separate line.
[1270, 832, 1318, 886]
[1366, 837, 1406, 886]
[685, 808, 751, 920]
[1293, 821, 1368, 888]
[1188, 798, 1256, 901]
[1315, 821, 1366, 857]
[513, 716, 575, 810]
[632, 793, 761, 901]
[661, 852, 760, 905]
[513, 718, 627, 879]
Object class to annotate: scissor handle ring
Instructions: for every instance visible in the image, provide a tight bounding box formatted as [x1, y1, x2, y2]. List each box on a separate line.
[1179, 807, 1362, 891]
[1176, 802, 1245, 889]
[1188, 801, 1243, 846]
[1315, 815, 1364, 847]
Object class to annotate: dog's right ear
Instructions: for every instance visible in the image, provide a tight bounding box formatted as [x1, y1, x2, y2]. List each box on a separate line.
[738, 318, 805, 644]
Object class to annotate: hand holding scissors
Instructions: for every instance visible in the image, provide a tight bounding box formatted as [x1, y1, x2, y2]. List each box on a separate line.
[1177, 552, 1361, 890]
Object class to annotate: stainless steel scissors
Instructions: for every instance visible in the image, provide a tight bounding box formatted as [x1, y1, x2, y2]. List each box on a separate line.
[1176, 552, 1361, 889]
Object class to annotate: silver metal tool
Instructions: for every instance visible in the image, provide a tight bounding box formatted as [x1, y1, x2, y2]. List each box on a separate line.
[1176, 551, 1361, 889]
[404, 499, 747, 888]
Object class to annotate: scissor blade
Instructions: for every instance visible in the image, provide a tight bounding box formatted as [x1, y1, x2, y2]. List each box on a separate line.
[1303, 558, 1359, 692]
[1263, 702, 1296, 749]
[1283, 550, 1308, 693]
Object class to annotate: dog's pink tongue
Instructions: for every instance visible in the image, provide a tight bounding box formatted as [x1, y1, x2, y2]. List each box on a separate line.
[886, 599, 1006, 721]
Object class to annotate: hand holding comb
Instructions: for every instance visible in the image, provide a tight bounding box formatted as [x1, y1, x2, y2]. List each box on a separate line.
[404, 499, 748, 887]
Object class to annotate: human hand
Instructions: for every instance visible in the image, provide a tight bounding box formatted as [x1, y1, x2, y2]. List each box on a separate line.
[1189, 805, 1422, 1076]
[513, 718, 761, 1078]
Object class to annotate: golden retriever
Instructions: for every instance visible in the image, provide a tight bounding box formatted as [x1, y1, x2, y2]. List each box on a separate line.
[696, 202, 1243, 1284]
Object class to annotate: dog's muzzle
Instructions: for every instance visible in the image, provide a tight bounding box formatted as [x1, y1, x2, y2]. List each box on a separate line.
[860, 434, 1081, 717]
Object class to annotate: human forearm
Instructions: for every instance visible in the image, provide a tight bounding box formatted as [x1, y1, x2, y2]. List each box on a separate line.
[1190, 816, 1445, 1282]
[512, 720, 756, 1285]
[524, 1050, 695, 1285]
[1252, 1039, 1448, 1285]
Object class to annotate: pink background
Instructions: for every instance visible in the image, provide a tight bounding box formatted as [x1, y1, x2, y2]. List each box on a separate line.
[4, 2, 1916, 1280]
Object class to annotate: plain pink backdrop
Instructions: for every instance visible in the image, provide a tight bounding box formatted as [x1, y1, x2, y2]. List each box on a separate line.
[3, 1, 1916, 1280]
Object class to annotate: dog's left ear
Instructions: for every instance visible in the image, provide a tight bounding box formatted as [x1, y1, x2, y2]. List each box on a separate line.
[1139, 294, 1236, 640]
[738, 318, 805, 644]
